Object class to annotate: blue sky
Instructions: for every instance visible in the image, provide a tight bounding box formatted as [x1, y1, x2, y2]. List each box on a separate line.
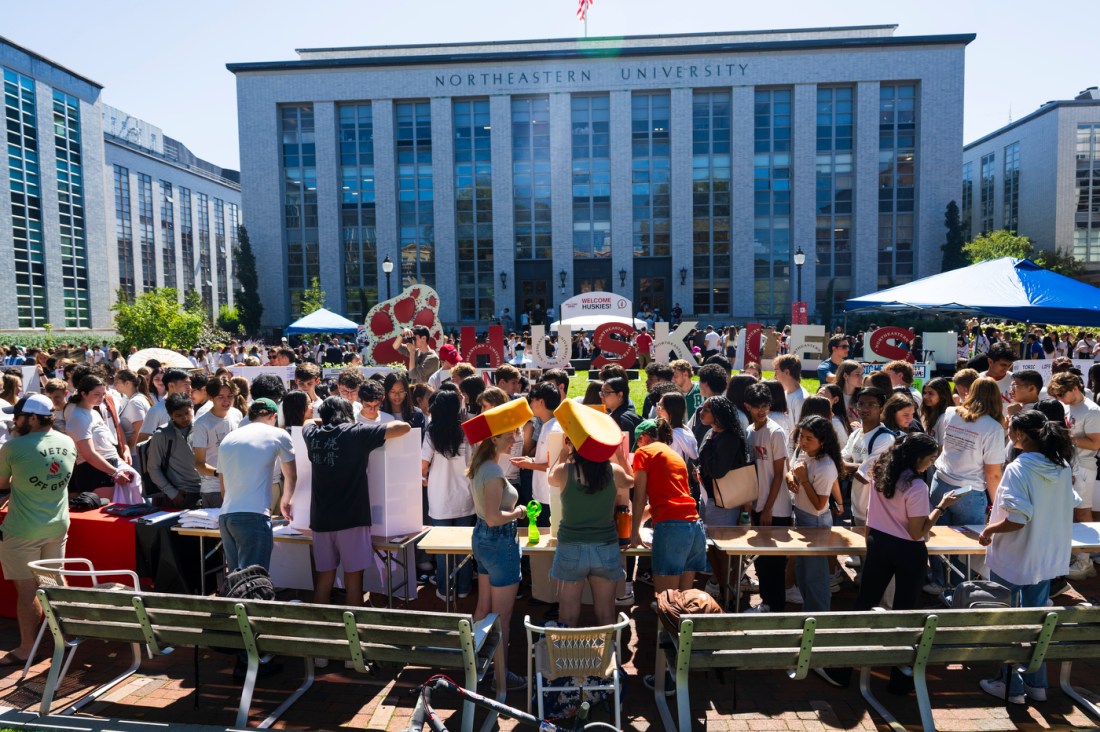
[6, 0, 1096, 169]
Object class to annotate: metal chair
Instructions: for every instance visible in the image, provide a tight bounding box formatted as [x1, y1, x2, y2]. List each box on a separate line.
[22, 558, 143, 687]
[524, 613, 628, 729]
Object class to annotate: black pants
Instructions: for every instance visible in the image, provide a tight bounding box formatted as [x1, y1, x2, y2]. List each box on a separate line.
[855, 528, 927, 612]
[752, 512, 791, 610]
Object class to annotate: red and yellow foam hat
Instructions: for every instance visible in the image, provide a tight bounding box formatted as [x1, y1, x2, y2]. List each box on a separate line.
[461, 398, 534, 444]
[554, 399, 623, 462]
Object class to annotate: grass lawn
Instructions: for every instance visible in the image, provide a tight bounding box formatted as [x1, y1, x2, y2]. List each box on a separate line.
[567, 370, 822, 407]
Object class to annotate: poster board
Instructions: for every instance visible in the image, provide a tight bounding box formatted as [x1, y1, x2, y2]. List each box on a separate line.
[1011, 359, 1094, 385]
[230, 365, 296, 386]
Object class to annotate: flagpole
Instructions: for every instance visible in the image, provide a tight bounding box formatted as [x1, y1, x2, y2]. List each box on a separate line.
[584, 15, 588, 38]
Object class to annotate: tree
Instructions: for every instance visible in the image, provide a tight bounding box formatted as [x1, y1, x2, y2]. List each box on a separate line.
[217, 304, 242, 334]
[183, 289, 205, 317]
[112, 287, 205, 350]
[300, 277, 326, 316]
[963, 229, 1034, 262]
[964, 229, 1085, 278]
[941, 200, 968, 271]
[234, 225, 264, 334]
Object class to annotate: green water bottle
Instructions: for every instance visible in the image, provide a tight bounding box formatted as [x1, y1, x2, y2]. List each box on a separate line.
[526, 501, 542, 545]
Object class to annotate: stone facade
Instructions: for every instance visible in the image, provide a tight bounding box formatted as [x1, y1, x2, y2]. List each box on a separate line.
[231, 26, 973, 328]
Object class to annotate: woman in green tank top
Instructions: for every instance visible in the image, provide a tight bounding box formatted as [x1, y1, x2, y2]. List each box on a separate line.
[546, 437, 634, 627]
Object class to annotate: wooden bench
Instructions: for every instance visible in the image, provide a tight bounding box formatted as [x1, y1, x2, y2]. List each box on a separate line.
[654, 606, 1100, 732]
[37, 586, 504, 731]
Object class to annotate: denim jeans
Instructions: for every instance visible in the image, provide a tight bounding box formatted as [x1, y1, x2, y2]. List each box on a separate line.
[990, 572, 1050, 694]
[792, 507, 832, 612]
[432, 514, 476, 595]
[928, 474, 988, 587]
[219, 512, 273, 572]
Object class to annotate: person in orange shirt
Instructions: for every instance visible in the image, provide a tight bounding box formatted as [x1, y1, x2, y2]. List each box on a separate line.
[629, 418, 707, 594]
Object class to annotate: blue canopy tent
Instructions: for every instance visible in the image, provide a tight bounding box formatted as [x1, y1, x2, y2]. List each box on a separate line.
[284, 308, 360, 336]
[845, 257, 1100, 327]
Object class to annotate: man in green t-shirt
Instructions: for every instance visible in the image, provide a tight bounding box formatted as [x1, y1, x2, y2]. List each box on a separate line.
[0, 394, 76, 665]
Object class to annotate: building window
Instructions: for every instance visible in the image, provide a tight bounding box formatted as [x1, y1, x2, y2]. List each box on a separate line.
[753, 88, 793, 320]
[815, 86, 854, 323]
[196, 192, 212, 319]
[395, 101, 434, 288]
[572, 94, 611, 258]
[632, 92, 670, 258]
[179, 187, 194, 293]
[113, 165, 135, 300]
[878, 83, 917, 289]
[691, 90, 730, 315]
[214, 198, 227, 308]
[137, 173, 156, 291]
[228, 202, 240, 292]
[160, 182, 176, 290]
[1075, 124, 1100, 263]
[980, 152, 995, 234]
[1003, 142, 1020, 232]
[961, 161, 973, 243]
[454, 99, 494, 321]
[512, 96, 551, 260]
[52, 90, 89, 327]
[339, 103, 378, 320]
[280, 104, 319, 315]
[5, 69, 47, 326]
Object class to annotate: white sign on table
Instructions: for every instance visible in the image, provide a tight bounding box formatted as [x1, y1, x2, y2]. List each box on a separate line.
[230, 365, 296, 386]
[1012, 359, 1095, 385]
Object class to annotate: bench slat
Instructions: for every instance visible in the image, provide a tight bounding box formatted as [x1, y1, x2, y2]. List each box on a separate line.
[254, 636, 470, 667]
[684, 607, 1088, 634]
[248, 618, 463, 649]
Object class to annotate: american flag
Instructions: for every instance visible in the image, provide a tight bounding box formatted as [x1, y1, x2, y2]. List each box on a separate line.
[577, 0, 594, 21]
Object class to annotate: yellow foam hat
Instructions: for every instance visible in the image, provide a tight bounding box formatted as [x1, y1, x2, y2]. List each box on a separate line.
[554, 399, 623, 462]
[461, 398, 534, 444]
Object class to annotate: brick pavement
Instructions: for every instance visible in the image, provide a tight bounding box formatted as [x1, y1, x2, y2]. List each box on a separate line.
[1, 567, 1099, 730]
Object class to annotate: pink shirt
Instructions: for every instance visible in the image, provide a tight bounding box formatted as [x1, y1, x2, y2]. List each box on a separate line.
[866, 471, 930, 541]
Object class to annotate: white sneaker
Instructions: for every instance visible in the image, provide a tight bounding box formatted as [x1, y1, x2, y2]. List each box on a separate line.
[615, 592, 635, 606]
[746, 603, 770, 613]
[739, 575, 759, 592]
[922, 582, 945, 596]
[785, 585, 803, 604]
[844, 556, 862, 569]
[1067, 558, 1096, 580]
[980, 678, 1024, 705]
[313, 657, 329, 669]
[704, 579, 722, 599]
[1024, 683, 1047, 702]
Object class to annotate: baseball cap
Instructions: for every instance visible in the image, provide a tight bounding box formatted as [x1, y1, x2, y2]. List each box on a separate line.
[252, 398, 279, 414]
[2, 394, 54, 417]
[633, 418, 658, 441]
[439, 344, 460, 365]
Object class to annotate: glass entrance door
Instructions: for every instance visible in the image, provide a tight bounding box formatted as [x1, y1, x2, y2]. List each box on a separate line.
[636, 276, 668, 315]
[519, 279, 549, 327]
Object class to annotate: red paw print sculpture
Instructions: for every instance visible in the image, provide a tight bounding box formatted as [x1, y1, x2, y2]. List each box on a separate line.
[359, 285, 445, 366]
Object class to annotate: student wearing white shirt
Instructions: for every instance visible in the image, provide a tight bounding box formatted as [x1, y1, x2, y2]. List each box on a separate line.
[840, 388, 896, 528]
[355, 381, 393, 425]
[977, 410, 1077, 704]
[744, 383, 790, 613]
[773, 354, 810, 424]
[511, 382, 563, 518]
[927, 378, 1006, 590]
[1047, 372, 1100, 580]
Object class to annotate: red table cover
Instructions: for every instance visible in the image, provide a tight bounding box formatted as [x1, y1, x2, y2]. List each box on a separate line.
[0, 507, 137, 618]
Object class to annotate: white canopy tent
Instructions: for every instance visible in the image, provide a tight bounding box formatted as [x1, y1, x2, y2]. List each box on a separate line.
[549, 315, 646, 331]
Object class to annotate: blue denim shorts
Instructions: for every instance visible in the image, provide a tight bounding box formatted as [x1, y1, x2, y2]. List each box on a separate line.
[472, 519, 521, 587]
[651, 520, 710, 577]
[550, 541, 626, 583]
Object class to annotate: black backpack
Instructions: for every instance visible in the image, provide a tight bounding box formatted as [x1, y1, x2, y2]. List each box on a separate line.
[137, 426, 174, 498]
[219, 564, 276, 602]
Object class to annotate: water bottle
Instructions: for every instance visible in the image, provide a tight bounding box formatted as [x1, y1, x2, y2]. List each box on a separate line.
[615, 505, 631, 546]
[739, 511, 752, 526]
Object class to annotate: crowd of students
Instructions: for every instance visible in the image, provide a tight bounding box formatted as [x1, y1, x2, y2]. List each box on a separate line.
[0, 328, 1098, 700]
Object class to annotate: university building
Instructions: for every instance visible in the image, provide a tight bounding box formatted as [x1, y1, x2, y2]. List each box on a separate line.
[962, 88, 1100, 284]
[230, 25, 971, 329]
[0, 36, 240, 333]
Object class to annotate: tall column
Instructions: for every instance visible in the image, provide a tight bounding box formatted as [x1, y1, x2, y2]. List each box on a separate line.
[729, 85, 755, 319]
[549, 93, 573, 306]
[430, 97, 457, 322]
[792, 84, 818, 318]
[489, 95, 514, 320]
[313, 102, 343, 313]
[372, 99, 397, 301]
[853, 81, 881, 297]
[609, 91, 632, 299]
[917, 65, 964, 279]
[669, 87, 693, 313]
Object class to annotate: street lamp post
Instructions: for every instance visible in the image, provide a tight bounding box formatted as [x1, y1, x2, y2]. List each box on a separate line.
[793, 247, 805, 303]
[382, 256, 393, 300]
